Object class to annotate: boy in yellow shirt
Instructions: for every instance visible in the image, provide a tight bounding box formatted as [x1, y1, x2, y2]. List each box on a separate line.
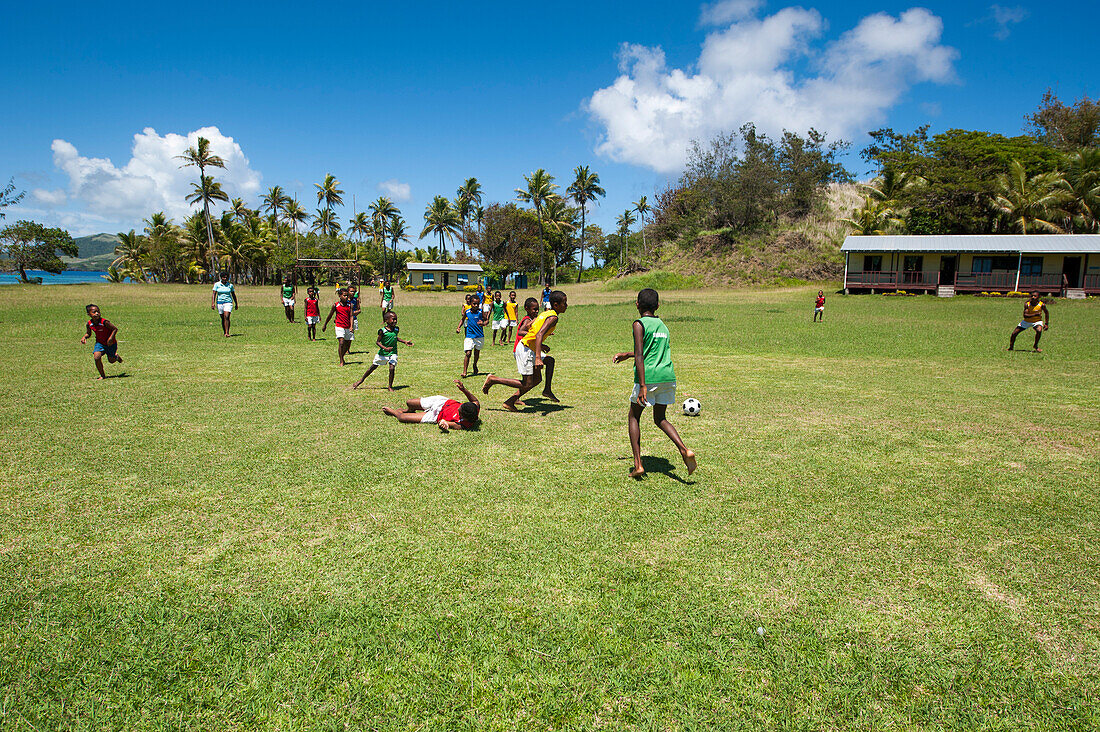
[1008, 292, 1050, 352]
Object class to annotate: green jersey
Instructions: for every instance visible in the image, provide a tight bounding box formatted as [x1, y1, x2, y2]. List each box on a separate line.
[634, 316, 675, 385]
[382, 287, 394, 302]
[377, 326, 399, 356]
[492, 301, 506, 320]
[281, 284, 294, 299]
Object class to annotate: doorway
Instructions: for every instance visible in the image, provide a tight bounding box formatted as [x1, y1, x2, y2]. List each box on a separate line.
[1062, 257, 1081, 288]
[939, 255, 956, 286]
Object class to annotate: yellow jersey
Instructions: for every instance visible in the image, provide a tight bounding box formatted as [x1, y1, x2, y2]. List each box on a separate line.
[520, 308, 558, 349]
[504, 301, 518, 321]
[1023, 300, 1044, 323]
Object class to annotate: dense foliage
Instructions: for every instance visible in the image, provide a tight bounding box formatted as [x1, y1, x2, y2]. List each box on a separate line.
[0, 220, 78, 281]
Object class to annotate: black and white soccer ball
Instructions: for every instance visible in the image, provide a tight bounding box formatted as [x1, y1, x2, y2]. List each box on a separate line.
[682, 398, 701, 416]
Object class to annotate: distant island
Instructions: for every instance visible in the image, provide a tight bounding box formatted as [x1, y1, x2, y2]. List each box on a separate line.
[63, 233, 117, 271]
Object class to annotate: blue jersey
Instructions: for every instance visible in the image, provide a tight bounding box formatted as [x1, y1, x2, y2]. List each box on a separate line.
[464, 308, 484, 338]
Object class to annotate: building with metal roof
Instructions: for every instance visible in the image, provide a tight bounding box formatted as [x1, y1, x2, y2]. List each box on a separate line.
[405, 262, 483, 288]
[840, 235, 1100, 296]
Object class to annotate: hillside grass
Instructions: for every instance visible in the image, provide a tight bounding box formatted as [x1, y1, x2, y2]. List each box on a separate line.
[1, 282, 1098, 730]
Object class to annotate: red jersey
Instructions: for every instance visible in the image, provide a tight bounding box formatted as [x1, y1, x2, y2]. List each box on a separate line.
[87, 318, 115, 345]
[305, 298, 319, 317]
[514, 315, 533, 352]
[334, 303, 352, 328]
[815, 296, 825, 307]
[438, 399, 478, 429]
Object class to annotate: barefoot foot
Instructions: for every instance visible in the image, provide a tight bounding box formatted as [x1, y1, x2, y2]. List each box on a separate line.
[502, 402, 519, 412]
[382, 406, 401, 417]
[629, 466, 645, 479]
[482, 375, 494, 395]
[542, 390, 559, 402]
[682, 450, 697, 475]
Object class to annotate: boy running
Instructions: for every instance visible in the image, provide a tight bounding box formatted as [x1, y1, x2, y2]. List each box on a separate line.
[80, 304, 124, 379]
[490, 291, 507, 345]
[347, 284, 361, 334]
[504, 291, 519, 344]
[542, 284, 552, 310]
[211, 271, 239, 337]
[382, 379, 480, 432]
[380, 279, 395, 315]
[281, 276, 296, 323]
[482, 292, 565, 410]
[612, 288, 696, 479]
[321, 288, 355, 365]
[456, 294, 489, 377]
[304, 287, 320, 341]
[353, 310, 413, 390]
[1009, 292, 1051, 352]
[813, 290, 825, 322]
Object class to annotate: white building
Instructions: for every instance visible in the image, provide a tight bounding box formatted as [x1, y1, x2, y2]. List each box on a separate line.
[404, 262, 484, 288]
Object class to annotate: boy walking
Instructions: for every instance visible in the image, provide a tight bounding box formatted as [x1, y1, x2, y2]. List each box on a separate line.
[321, 288, 355, 365]
[211, 271, 239, 337]
[813, 290, 825, 322]
[490, 291, 507, 345]
[281, 276, 296, 323]
[456, 294, 488, 377]
[304, 287, 320, 341]
[612, 288, 696, 479]
[504, 291, 519, 344]
[379, 279, 395, 315]
[353, 311, 413, 390]
[80, 304, 124, 379]
[382, 379, 480, 432]
[1009, 292, 1051, 352]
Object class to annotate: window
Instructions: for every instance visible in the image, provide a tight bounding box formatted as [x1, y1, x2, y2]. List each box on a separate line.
[422, 273, 434, 285]
[457, 274, 468, 285]
[903, 255, 924, 271]
[973, 256, 1017, 273]
[864, 255, 882, 272]
[1020, 256, 1043, 276]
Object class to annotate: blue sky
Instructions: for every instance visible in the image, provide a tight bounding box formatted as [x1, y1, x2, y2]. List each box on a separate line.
[1, 1, 1094, 246]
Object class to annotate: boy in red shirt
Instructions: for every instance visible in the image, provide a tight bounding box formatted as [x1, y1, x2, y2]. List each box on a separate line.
[321, 288, 354, 365]
[304, 287, 320, 341]
[813, 290, 825, 322]
[80, 304, 123, 379]
[382, 379, 480, 432]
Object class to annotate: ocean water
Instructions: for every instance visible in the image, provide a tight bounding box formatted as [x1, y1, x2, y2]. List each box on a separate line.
[0, 270, 113, 285]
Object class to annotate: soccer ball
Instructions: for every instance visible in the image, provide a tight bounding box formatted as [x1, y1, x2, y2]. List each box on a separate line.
[682, 398, 701, 416]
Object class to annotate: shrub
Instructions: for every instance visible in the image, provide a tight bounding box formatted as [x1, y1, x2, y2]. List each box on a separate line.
[415, 285, 432, 292]
[602, 271, 704, 291]
[463, 285, 479, 292]
[445, 285, 457, 292]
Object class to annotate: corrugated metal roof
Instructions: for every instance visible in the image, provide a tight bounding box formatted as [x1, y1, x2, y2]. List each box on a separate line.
[841, 235, 1100, 254]
[405, 262, 484, 271]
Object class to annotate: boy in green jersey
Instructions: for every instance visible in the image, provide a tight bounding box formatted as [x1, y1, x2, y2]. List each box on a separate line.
[613, 288, 696, 479]
[490, 291, 507, 345]
[353, 310, 413, 390]
[280, 276, 296, 323]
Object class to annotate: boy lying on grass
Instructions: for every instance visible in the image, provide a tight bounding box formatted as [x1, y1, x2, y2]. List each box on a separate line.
[382, 379, 480, 432]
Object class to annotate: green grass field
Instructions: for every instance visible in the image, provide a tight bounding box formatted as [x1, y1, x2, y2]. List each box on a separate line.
[1, 283, 1098, 730]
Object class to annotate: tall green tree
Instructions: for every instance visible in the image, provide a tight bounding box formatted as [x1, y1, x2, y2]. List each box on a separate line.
[542, 197, 576, 285]
[992, 160, 1069, 234]
[840, 197, 899, 235]
[419, 196, 460, 263]
[369, 197, 398, 276]
[185, 175, 230, 276]
[311, 208, 341, 238]
[389, 215, 410, 281]
[1027, 89, 1100, 150]
[262, 185, 290, 250]
[315, 174, 344, 212]
[1059, 148, 1100, 233]
[176, 137, 226, 279]
[633, 196, 650, 258]
[0, 221, 77, 282]
[456, 178, 483, 254]
[615, 209, 636, 268]
[1, 178, 25, 219]
[567, 165, 606, 283]
[515, 169, 559, 284]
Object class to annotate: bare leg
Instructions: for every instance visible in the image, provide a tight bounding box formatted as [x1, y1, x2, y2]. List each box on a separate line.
[338, 338, 350, 365]
[1034, 326, 1043, 352]
[382, 406, 424, 423]
[628, 402, 644, 478]
[93, 352, 106, 379]
[484, 373, 522, 394]
[654, 404, 696, 475]
[461, 350, 471, 377]
[541, 355, 558, 401]
[472, 348, 480, 374]
[1009, 326, 1023, 350]
[405, 399, 424, 411]
[387, 365, 396, 390]
[503, 371, 541, 411]
[353, 364, 377, 388]
[222, 313, 231, 337]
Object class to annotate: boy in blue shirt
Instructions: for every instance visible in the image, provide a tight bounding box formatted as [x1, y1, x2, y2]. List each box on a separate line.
[455, 293, 488, 378]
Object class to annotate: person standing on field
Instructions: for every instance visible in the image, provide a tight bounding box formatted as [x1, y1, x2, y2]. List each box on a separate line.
[211, 271, 239, 338]
[281, 275, 296, 323]
[1009, 292, 1050, 352]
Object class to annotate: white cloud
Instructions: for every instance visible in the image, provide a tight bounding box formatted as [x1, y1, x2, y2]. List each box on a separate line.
[699, 0, 763, 26]
[989, 4, 1027, 40]
[586, 6, 958, 173]
[32, 188, 67, 206]
[50, 126, 262, 227]
[377, 179, 411, 202]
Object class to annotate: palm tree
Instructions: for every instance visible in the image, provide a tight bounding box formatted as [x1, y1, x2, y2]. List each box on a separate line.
[542, 197, 576, 285]
[633, 196, 650, 259]
[420, 195, 461, 263]
[1059, 149, 1100, 233]
[456, 178, 483, 255]
[262, 185, 290, 249]
[840, 197, 898, 235]
[472, 206, 484, 239]
[515, 169, 559, 285]
[389, 215, 410, 279]
[113, 230, 148, 281]
[311, 208, 342, 237]
[567, 165, 606, 283]
[284, 199, 308, 242]
[315, 173, 344, 212]
[186, 176, 230, 231]
[860, 167, 923, 203]
[369, 197, 398, 276]
[453, 196, 472, 255]
[992, 160, 1069, 234]
[176, 136, 226, 279]
[615, 210, 637, 269]
[349, 212, 371, 243]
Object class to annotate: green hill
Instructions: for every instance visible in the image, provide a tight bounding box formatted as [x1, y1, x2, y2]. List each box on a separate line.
[64, 233, 118, 271]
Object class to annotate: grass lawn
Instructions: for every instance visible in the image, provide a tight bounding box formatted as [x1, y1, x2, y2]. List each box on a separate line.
[1, 282, 1098, 730]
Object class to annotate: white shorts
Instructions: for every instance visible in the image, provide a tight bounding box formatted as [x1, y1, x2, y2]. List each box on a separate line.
[515, 344, 535, 376]
[335, 327, 353, 340]
[382, 299, 393, 309]
[814, 306, 824, 312]
[1018, 321, 1044, 330]
[507, 319, 517, 327]
[419, 395, 447, 424]
[464, 336, 484, 351]
[492, 319, 505, 330]
[283, 297, 295, 307]
[543, 301, 551, 310]
[217, 302, 233, 314]
[352, 317, 358, 332]
[631, 381, 676, 406]
[306, 315, 319, 325]
[373, 352, 398, 366]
